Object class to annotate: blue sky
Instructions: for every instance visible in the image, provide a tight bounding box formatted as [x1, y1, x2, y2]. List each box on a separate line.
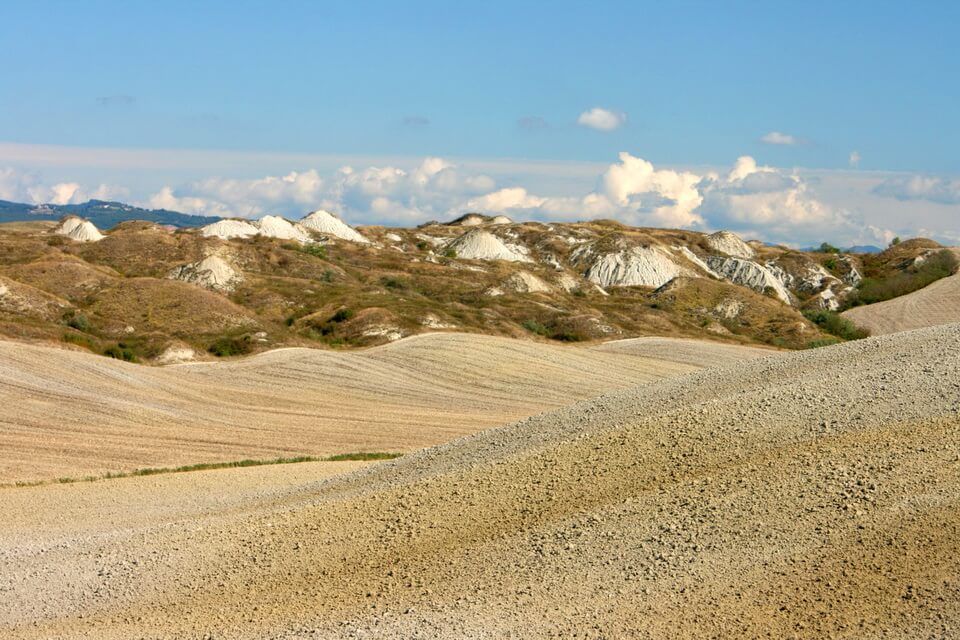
[1, 1, 959, 246]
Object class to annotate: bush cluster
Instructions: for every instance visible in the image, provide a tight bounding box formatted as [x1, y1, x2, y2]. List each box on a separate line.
[103, 342, 138, 362]
[846, 249, 957, 307]
[207, 335, 253, 357]
[803, 310, 869, 341]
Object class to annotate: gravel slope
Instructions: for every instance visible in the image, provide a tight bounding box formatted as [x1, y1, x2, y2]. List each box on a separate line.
[0, 333, 769, 482]
[2, 324, 958, 638]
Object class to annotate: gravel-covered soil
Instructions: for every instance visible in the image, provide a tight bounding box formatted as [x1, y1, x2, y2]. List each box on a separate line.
[2, 324, 958, 638]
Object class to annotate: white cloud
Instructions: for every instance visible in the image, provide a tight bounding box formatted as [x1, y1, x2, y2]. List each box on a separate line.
[697, 156, 891, 246]
[5, 150, 946, 248]
[137, 153, 897, 246]
[872, 174, 960, 205]
[0, 167, 125, 205]
[577, 107, 626, 131]
[760, 131, 800, 145]
[462, 152, 703, 228]
[143, 158, 497, 225]
[0, 167, 37, 202]
[849, 151, 861, 168]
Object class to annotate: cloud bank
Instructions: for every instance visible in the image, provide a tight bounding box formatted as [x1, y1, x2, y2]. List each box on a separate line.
[0, 167, 125, 205]
[128, 153, 891, 246]
[6, 150, 950, 248]
[873, 174, 960, 205]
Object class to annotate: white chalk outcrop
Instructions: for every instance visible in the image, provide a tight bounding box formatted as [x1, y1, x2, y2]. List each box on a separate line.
[489, 215, 512, 225]
[706, 256, 792, 304]
[299, 210, 370, 244]
[53, 217, 105, 242]
[705, 231, 755, 259]
[156, 344, 197, 365]
[675, 246, 720, 278]
[445, 229, 532, 263]
[256, 215, 313, 243]
[168, 255, 243, 293]
[200, 219, 260, 240]
[583, 246, 687, 288]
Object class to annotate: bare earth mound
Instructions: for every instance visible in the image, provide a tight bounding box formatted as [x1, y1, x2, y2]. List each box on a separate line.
[0, 332, 768, 482]
[842, 262, 960, 335]
[1, 324, 958, 638]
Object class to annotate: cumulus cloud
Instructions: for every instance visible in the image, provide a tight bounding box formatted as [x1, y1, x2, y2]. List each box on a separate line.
[462, 152, 704, 228]
[139, 152, 887, 245]
[697, 156, 890, 245]
[577, 107, 626, 131]
[849, 151, 861, 168]
[3, 151, 907, 247]
[145, 158, 497, 225]
[760, 131, 800, 145]
[872, 174, 960, 205]
[0, 167, 124, 205]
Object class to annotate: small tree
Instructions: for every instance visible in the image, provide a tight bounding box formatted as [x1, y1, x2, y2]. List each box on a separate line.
[818, 242, 840, 254]
[890, 236, 901, 246]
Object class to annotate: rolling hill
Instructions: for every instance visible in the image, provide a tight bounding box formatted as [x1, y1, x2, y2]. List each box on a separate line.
[1, 322, 957, 638]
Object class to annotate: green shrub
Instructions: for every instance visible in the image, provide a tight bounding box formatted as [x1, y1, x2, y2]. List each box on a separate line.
[381, 277, 406, 290]
[847, 249, 957, 307]
[103, 343, 138, 362]
[299, 244, 327, 259]
[331, 308, 354, 323]
[550, 331, 586, 342]
[63, 332, 94, 349]
[803, 309, 869, 341]
[63, 312, 91, 332]
[416, 240, 430, 251]
[522, 319, 549, 336]
[207, 335, 253, 357]
[443, 248, 457, 258]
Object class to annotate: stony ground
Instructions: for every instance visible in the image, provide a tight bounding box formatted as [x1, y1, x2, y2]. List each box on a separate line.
[2, 324, 958, 638]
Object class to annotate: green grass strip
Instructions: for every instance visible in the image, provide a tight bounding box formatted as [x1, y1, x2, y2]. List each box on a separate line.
[2, 452, 402, 489]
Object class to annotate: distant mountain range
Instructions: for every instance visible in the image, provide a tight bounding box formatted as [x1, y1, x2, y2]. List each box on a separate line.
[0, 199, 219, 228]
[845, 245, 884, 254]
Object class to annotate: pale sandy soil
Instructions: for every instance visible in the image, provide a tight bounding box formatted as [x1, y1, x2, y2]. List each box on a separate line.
[0, 332, 769, 483]
[1, 324, 958, 638]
